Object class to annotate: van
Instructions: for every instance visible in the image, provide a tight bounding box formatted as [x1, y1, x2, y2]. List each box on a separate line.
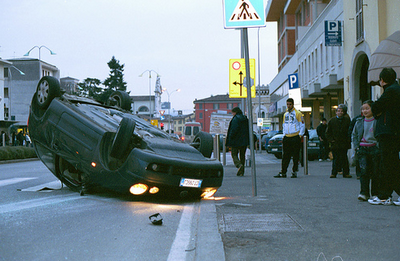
[182, 122, 202, 143]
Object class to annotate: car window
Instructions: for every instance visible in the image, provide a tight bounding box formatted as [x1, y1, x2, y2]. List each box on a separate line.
[184, 127, 192, 135]
[308, 129, 318, 139]
[193, 126, 200, 135]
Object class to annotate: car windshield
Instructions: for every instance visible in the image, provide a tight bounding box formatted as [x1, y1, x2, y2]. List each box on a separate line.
[267, 131, 277, 138]
[308, 129, 318, 139]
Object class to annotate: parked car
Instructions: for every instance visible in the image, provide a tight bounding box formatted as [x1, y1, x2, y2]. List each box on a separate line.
[263, 130, 282, 149]
[266, 133, 284, 158]
[28, 76, 223, 199]
[266, 130, 320, 160]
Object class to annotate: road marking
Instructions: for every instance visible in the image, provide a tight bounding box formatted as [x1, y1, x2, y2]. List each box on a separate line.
[0, 177, 37, 187]
[0, 194, 82, 214]
[167, 203, 195, 261]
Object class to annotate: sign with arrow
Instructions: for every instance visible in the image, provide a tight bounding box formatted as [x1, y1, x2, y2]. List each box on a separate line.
[325, 20, 342, 46]
[229, 58, 256, 98]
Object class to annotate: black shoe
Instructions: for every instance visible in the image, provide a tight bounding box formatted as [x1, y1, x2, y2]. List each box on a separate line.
[274, 172, 286, 178]
[330, 175, 336, 178]
[291, 172, 297, 178]
[343, 175, 352, 178]
[237, 165, 244, 176]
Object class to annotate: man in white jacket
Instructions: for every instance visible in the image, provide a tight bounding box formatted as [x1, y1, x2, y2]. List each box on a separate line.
[274, 98, 305, 178]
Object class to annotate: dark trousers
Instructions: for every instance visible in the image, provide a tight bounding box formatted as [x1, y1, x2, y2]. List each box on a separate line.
[281, 135, 301, 174]
[331, 148, 349, 176]
[231, 146, 247, 168]
[378, 135, 400, 199]
[358, 146, 380, 196]
[319, 139, 329, 160]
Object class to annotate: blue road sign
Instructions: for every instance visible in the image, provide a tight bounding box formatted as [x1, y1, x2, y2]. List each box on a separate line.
[223, 0, 265, 29]
[288, 73, 299, 89]
[325, 20, 342, 46]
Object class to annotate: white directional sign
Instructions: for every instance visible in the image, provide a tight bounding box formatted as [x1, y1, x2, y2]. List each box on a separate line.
[223, 0, 265, 29]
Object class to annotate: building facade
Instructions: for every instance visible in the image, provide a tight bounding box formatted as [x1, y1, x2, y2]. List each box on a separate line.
[4, 58, 60, 124]
[194, 94, 242, 133]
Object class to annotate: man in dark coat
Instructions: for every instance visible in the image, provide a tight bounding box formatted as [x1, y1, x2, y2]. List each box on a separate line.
[226, 107, 249, 176]
[368, 68, 400, 205]
[316, 118, 329, 161]
[326, 104, 352, 178]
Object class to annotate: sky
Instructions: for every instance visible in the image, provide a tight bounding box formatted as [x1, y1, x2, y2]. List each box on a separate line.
[1, 0, 277, 114]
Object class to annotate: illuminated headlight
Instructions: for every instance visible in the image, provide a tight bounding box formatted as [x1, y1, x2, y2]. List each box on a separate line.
[201, 189, 217, 199]
[149, 187, 159, 194]
[129, 184, 148, 195]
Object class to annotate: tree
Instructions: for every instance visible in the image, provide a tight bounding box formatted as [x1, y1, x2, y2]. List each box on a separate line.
[104, 56, 127, 92]
[77, 78, 103, 99]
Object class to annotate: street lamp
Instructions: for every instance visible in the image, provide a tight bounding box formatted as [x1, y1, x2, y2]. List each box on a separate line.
[139, 70, 160, 123]
[162, 88, 181, 132]
[24, 45, 56, 60]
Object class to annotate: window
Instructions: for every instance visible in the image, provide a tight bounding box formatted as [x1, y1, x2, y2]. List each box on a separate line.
[213, 103, 219, 110]
[178, 120, 182, 124]
[356, 0, 364, 43]
[4, 88, 9, 98]
[4, 68, 9, 78]
[138, 106, 149, 112]
[199, 103, 203, 109]
[4, 108, 9, 120]
[199, 113, 203, 119]
[227, 103, 233, 109]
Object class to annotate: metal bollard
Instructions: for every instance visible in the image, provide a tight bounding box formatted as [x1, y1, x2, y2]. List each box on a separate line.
[303, 135, 309, 175]
[222, 136, 226, 166]
[2, 133, 5, 147]
[213, 134, 221, 161]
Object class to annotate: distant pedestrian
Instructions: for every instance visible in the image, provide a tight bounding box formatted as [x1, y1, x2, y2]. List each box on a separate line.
[226, 107, 249, 176]
[368, 68, 400, 205]
[352, 101, 379, 201]
[274, 98, 305, 178]
[316, 118, 329, 161]
[326, 104, 352, 178]
[16, 131, 24, 146]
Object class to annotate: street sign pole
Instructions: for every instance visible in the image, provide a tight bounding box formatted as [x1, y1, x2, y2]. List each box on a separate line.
[242, 28, 257, 197]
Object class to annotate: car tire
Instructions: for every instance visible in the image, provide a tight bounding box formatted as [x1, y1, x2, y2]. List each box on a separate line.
[110, 117, 136, 159]
[193, 131, 213, 158]
[108, 90, 132, 111]
[35, 76, 61, 109]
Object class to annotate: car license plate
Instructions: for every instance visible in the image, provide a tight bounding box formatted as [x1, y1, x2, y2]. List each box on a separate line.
[180, 178, 202, 188]
[272, 148, 278, 151]
[309, 142, 316, 146]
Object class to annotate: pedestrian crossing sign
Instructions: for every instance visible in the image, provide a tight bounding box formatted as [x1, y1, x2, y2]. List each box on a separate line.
[223, 0, 266, 29]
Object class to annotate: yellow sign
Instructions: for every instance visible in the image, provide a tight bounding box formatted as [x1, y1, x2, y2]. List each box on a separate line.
[151, 119, 158, 126]
[229, 58, 256, 98]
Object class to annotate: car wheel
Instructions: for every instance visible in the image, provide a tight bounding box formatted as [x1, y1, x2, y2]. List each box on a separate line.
[192, 131, 213, 158]
[36, 76, 61, 109]
[110, 117, 136, 159]
[108, 90, 132, 111]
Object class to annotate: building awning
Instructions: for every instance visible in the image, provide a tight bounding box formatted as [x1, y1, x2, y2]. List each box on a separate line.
[368, 30, 400, 83]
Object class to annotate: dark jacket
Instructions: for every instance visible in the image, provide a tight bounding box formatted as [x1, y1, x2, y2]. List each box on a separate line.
[225, 113, 250, 147]
[316, 123, 327, 140]
[371, 81, 400, 137]
[326, 116, 351, 150]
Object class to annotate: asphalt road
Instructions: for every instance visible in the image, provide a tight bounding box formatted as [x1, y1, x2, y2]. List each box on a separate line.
[0, 160, 222, 261]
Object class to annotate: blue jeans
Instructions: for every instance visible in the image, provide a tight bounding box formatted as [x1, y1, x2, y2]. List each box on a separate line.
[357, 146, 380, 196]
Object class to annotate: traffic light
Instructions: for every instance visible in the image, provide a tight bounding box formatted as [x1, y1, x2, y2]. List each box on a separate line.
[160, 123, 164, 130]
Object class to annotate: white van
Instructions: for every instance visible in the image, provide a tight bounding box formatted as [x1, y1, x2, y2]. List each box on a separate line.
[182, 122, 202, 143]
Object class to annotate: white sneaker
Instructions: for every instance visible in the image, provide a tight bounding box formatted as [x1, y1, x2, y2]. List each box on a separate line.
[357, 194, 368, 201]
[368, 196, 393, 205]
[319, 159, 323, 162]
[393, 197, 400, 206]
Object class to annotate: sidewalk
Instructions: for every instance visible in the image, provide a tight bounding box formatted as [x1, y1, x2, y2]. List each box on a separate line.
[206, 151, 400, 261]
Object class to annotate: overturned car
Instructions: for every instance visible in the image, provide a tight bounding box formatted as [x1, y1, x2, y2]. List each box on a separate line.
[28, 76, 223, 198]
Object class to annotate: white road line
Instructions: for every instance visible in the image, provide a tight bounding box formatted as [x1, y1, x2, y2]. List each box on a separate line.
[167, 203, 196, 261]
[0, 177, 37, 187]
[0, 194, 82, 214]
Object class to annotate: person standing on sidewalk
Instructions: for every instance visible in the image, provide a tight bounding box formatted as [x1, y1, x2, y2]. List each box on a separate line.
[226, 107, 249, 176]
[274, 98, 305, 178]
[326, 104, 352, 178]
[316, 118, 329, 161]
[368, 68, 400, 205]
[352, 100, 379, 201]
